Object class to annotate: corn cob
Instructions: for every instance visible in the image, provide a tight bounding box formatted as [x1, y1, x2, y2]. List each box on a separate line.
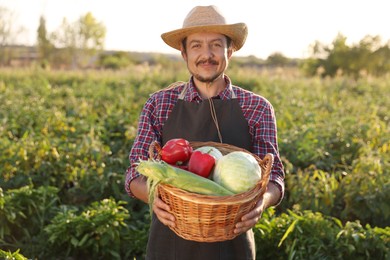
[136, 160, 234, 196]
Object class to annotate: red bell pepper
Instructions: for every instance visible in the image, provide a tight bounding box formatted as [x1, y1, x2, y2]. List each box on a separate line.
[161, 138, 193, 165]
[188, 150, 216, 178]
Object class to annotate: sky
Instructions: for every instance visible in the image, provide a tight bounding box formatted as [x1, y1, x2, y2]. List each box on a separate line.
[1, 0, 390, 59]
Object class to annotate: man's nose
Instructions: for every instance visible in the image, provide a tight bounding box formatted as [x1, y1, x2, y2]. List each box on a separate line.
[200, 46, 214, 59]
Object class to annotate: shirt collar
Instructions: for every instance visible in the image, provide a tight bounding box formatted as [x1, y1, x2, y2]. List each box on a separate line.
[186, 75, 234, 101]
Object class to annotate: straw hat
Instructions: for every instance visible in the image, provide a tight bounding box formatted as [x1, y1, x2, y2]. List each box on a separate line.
[161, 5, 248, 51]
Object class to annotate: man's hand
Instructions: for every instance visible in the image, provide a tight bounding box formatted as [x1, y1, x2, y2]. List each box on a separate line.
[234, 182, 281, 234]
[130, 176, 176, 227]
[153, 196, 176, 228]
[234, 197, 265, 234]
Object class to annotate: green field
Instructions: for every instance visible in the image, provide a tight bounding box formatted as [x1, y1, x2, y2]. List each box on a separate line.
[0, 66, 389, 259]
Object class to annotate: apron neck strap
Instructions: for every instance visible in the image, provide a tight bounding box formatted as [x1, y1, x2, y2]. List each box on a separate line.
[178, 83, 189, 100]
[230, 85, 237, 98]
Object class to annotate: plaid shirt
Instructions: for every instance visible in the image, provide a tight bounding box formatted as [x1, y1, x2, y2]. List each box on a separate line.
[125, 76, 285, 203]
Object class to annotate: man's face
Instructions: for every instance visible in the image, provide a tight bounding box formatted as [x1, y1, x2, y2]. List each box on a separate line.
[182, 32, 232, 83]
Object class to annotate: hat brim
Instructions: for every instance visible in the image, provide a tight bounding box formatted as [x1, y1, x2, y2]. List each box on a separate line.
[161, 23, 248, 51]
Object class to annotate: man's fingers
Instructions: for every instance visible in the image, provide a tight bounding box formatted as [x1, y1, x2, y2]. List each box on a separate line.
[234, 198, 264, 234]
[153, 197, 175, 227]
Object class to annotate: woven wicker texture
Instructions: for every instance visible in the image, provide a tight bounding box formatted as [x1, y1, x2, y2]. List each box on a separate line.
[149, 141, 273, 242]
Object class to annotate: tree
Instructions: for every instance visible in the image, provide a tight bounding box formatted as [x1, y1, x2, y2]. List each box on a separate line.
[371, 43, 390, 76]
[37, 16, 54, 68]
[51, 12, 106, 69]
[77, 12, 106, 68]
[98, 51, 133, 70]
[325, 33, 350, 76]
[0, 6, 25, 65]
[0, 7, 15, 46]
[78, 13, 106, 52]
[303, 33, 390, 78]
[266, 52, 289, 67]
[50, 18, 77, 68]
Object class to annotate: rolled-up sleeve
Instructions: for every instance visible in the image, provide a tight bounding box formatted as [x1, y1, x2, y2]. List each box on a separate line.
[125, 97, 161, 197]
[246, 95, 285, 205]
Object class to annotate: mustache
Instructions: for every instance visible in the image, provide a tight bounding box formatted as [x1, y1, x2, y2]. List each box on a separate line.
[196, 58, 219, 66]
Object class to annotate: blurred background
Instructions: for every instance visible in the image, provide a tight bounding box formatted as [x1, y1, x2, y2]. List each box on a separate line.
[0, 1, 389, 259]
[1, 0, 390, 75]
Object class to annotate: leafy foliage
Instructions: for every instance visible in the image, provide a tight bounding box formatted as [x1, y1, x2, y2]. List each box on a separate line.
[0, 249, 28, 260]
[44, 198, 129, 259]
[303, 33, 390, 78]
[0, 67, 389, 259]
[255, 209, 390, 260]
[0, 185, 59, 256]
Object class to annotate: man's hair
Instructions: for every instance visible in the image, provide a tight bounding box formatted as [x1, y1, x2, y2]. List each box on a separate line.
[181, 36, 232, 53]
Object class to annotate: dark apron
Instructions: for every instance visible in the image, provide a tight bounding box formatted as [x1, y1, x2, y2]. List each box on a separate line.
[146, 84, 255, 260]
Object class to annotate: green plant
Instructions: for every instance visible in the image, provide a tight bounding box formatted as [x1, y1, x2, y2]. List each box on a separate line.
[44, 198, 129, 259]
[336, 222, 390, 259]
[255, 209, 390, 259]
[0, 249, 28, 260]
[1, 67, 389, 259]
[0, 185, 59, 255]
[285, 168, 340, 216]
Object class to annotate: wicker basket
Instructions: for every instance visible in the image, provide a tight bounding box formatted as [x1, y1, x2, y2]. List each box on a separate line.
[148, 141, 274, 242]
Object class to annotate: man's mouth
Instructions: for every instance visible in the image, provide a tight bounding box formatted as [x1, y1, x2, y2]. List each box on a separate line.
[197, 59, 218, 66]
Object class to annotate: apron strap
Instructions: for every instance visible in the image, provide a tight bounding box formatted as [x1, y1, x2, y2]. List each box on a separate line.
[179, 83, 189, 100]
[230, 84, 237, 99]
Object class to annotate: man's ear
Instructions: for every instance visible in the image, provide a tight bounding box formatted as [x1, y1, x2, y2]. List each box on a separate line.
[181, 45, 187, 61]
[227, 47, 233, 59]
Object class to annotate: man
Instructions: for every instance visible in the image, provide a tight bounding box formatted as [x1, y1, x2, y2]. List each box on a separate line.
[125, 5, 285, 259]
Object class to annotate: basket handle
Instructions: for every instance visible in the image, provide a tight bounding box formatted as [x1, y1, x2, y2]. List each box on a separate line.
[148, 141, 162, 160]
[259, 153, 274, 188]
[262, 153, 274, 173]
